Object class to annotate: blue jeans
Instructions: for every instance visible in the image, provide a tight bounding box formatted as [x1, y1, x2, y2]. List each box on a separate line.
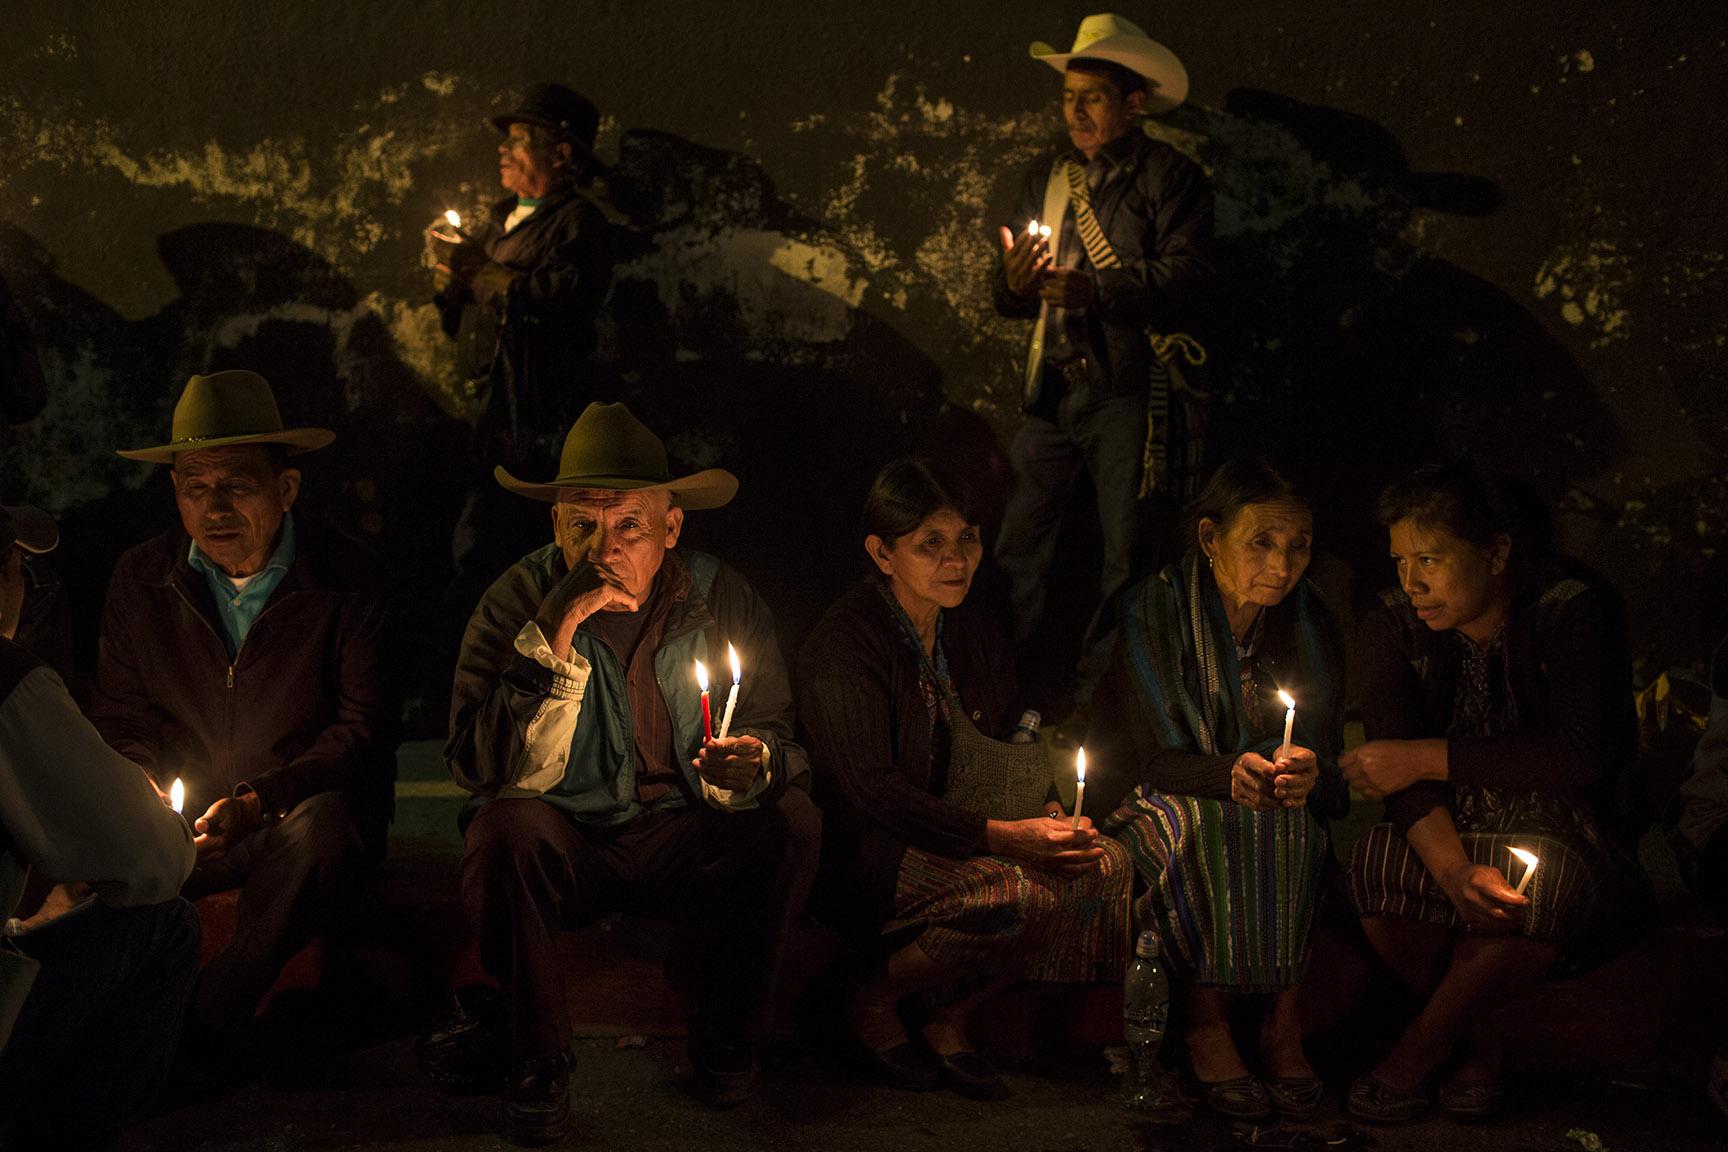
[994, 392, 1147, 701]
[0, 898, 201, 1149]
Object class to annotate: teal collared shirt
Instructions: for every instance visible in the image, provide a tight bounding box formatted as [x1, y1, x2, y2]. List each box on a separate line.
[188, 513, 298, 659]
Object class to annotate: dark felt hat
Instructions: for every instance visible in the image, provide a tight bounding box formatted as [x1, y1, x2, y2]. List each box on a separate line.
[490, 82, 600, 159]
[0, 504, 57, 554]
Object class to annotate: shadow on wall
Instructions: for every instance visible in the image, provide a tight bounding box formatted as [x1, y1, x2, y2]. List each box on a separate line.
[1168, 89, 1622, 605]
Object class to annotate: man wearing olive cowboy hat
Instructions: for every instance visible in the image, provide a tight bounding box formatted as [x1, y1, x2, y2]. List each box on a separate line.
[433, 81, 616, 462]
[447, 401, 818, 1140]
[89, 370, 398, 1079]
[993, 13, 1219, 720]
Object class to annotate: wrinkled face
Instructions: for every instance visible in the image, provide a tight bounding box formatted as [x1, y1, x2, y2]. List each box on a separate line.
[867, 508, 983, 617]
[0, 546, 23, 640]
[552, 488, 683, 606]
[172, 446, 299, 578]
[1063, 67, 1145, 159]
[1201, 502, 1313, 611]
[1388, 518, 1510, 643]
[498, 122, 566, 199]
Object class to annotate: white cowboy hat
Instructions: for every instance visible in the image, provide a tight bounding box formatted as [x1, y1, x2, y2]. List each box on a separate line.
[1030, 13, 1190, 114]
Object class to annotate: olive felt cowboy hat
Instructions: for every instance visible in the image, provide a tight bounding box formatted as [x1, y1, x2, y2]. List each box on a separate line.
[116, 370, 334, 464]
[494, 402, 738, 509]
[1030, 12, 1190, 114]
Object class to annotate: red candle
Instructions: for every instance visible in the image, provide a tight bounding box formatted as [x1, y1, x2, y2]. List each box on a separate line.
[695, 659, 714, 740]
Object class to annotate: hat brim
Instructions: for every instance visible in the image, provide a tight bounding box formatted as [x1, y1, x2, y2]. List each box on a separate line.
[493, 466, 738, 510]
[487, 113, 601, 162]
[116, 427, 335, 465]
[1030, 33, 1190, 113]
[1, 505, 57, 554]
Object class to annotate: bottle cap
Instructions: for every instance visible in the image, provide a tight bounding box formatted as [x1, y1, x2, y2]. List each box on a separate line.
[1135, 930, 1161, 959]
[1016, 709, 1042, 732]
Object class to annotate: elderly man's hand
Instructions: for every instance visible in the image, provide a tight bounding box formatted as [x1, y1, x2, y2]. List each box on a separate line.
[694, 735, 765, 792]
[999, 225, 1053, 298]
[194, 792, 264, 860]
[1040, 267, 1095, 309]
[535, 561, 640, 661]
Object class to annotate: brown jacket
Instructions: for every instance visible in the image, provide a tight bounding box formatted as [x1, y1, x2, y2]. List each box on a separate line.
[89, 520, 398, 825]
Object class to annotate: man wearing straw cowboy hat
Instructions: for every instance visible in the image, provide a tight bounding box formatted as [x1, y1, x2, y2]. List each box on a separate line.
[447, 401, 818, 1141]
[993, 12, 1218, 726]
[89, 370, 397, 1079]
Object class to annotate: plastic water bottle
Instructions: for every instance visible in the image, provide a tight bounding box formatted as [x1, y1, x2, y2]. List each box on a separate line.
[1009, 709, 1042, 744]
[1123, 929, 1174, 1112]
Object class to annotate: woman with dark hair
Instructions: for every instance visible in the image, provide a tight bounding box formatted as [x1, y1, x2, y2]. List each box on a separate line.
[1087, 459, 1347, 1121]
[1341, 461, 1649, 1123]
[799, 459, 1132, 1101]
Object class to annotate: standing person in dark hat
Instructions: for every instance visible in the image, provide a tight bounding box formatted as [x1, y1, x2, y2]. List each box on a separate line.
[993, 13, 1219, 732]
[447, 401, 819, 1142]
[89, 370, 399, 1083]
[435, 81, 616, 469]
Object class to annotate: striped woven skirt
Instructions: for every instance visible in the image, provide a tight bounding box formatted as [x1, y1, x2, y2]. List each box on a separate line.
[1107, 789, 1329, 991]
[885, 839, 1132, 986]
[1347, 822, 1648, 977]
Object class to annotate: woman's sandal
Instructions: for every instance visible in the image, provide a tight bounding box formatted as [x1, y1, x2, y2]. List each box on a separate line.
[1265, 1075, 1326, 1119]
[1345, 1074, 1430, 1124]
[1196, 1074, 1273, 1121]
[1438, 1076, 1507, 1119]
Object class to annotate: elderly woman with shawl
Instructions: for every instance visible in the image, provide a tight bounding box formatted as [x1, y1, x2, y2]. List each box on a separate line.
[1087, 460, 1347, 1122]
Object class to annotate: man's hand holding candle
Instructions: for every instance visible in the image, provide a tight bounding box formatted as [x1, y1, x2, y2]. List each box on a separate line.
[693, 735, 765, 792]
[194, 792, 265, 860]
[432, 239, 488, 295]
[999, 224, 1053, 298]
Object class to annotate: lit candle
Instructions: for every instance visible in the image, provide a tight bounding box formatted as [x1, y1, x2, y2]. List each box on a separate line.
[1028, 218, 1039, 237]
[717, 644, 742, 741]
[169, 777, 185, 814]
[1278, 690, 1296, 761]
[1071, 748, 1087, 831]
[1509, 847, 1539, 896]
[443, 209, 470, 240]
[695, 659, 714, 741]
[1039, 223, 1052, 240]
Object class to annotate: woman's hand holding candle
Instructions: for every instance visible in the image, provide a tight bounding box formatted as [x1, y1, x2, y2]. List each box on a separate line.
[1439, 860, 1527, 932]
[988, 815, 1102, 878]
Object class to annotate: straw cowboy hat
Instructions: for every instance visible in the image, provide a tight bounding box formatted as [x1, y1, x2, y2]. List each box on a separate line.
[117, 371, 333, 464]
[1030, 13, 1190, 114]
[494, 401, 738, 509]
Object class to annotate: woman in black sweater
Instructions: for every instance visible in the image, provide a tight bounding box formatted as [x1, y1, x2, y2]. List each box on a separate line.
[1341, 463, 1649, 1123]
[798, 460, 1131, 1100]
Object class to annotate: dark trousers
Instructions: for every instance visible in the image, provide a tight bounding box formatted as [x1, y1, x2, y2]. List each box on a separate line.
[462, 789, 821, 1062]
[183, 790, 383, 1031]
[0, 898, 201, 1150]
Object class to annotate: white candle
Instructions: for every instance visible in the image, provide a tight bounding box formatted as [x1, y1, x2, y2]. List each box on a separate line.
[1278, 690, 1296, 761]
[717, 643, 742, 740]
[1509, 847, 1539, 896]
[169, 777, 185, 814]
[1071, 748, 1087, 831]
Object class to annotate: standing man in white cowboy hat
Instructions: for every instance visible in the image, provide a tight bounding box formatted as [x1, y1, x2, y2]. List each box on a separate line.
[0, 502, 200, 1148]
[992, 13, 1219, 726]
[89, 370, 398, 1083]
[447, 401, 819, 1142]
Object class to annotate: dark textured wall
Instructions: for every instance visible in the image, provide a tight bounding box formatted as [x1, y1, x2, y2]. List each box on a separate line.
[1, 2, 1723, 712]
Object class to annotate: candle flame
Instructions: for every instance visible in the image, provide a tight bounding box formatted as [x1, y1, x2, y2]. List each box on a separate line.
[444, 209, 461, 229]
[1509, 847, 1539, 870]
[694, 659, 709, 692]
[1028, 218, 1039, 235]
[1278, 690, 1295, 709]
[1076, 747, 1086, 782]
[1039, 224, 1052, 239]
[728, 642, 741, 684]
[169, 777, 185, 814]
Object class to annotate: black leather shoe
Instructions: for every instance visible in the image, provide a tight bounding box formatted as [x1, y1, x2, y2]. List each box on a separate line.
[504, 1050, 572, 1146]
[864, 1040, 943, 1091]
[691, 1041, 760, 1108]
